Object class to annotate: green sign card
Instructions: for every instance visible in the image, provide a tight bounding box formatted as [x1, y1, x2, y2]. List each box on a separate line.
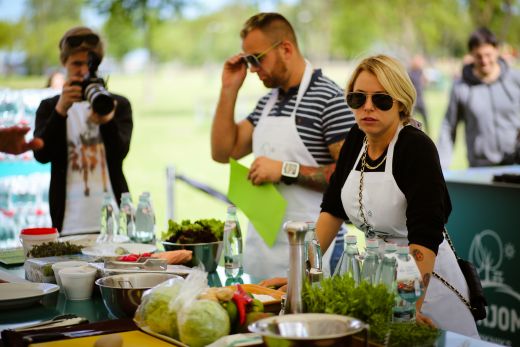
[227, 159, 287, 247]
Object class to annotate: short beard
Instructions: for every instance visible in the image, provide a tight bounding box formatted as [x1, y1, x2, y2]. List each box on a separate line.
[262, 53, 288, 89]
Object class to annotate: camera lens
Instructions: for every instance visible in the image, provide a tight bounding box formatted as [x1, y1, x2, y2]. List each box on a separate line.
[84, 83, 114, 116]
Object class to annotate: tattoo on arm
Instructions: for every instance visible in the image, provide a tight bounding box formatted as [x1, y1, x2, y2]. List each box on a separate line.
[297, 164, 336, 192]
[412, 249, 424, 262]
[423, 273, 431, 288]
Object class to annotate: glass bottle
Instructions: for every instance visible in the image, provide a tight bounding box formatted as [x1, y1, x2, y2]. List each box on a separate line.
[134, 193, 155, 243]
[118, 192, 136, 239]
[99, 193, 117, 243]
[333, 234, 361, 285]
[305, 221, 322, 271]
[361, 238, 380, 285]
[375, 242, 397, 284]
[223, 205, 243, 278]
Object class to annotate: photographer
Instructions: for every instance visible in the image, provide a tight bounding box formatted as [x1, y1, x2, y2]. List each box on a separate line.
[34, 26, 133, 235]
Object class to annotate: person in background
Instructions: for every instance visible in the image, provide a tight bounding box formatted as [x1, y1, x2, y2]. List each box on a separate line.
[34, 26, 133, 235]
[316, 55, 479, 338]
[46, 70, 66, 90]
[437, 27, 520, 168]
[0, 126, 43, 154]
[408, 54, 429, 133]
[211, 12, 355, 279]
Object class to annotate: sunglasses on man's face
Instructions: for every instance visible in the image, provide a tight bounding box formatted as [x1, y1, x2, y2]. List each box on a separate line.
[242, 41, 282, 68]
[346, 92, 395, 111]
[65, 34, 99, 48]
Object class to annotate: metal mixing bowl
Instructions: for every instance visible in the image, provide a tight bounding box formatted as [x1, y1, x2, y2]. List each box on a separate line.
[95, 273, 182, 318]
[161, 240, 223, 272]
[248, 313, 369, 347]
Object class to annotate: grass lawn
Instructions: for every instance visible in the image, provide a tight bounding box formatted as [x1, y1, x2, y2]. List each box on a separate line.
[1, 62, 468, 237]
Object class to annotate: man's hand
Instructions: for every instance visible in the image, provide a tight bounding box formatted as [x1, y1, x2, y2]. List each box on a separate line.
[55, 76, 84, 116]
[88, 100, 117, 125]
[221, 54, 248, 91]
[248, 156, 283, 185]
[258, 277, 287, 291]
[0, 126, 44, 155]
[416, 310, 436, 328]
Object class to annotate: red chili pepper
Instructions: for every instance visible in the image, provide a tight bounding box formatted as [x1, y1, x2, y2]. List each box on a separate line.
[141, 252, 153, 258]
[232, 285, 253, 325]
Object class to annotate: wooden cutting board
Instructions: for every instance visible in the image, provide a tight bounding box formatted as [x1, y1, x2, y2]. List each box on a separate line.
[31, 330, 179, 347]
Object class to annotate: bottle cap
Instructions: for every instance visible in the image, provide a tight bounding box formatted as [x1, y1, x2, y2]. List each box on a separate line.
[345, 234, 357, 244]
[385, 242, 397, 252]
[227, 205, 237, 214]
[121, 192, 131, 200]
[366, 238, 379, 248]
[397, 245, 409, 254]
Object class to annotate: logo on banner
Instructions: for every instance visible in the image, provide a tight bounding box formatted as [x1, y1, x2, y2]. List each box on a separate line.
[470, 229, 518, 343]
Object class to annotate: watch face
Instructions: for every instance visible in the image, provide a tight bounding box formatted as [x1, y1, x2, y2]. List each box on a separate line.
[283, 162, 299, 178]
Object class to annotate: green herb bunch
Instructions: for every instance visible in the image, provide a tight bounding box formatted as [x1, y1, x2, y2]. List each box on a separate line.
[161, 219, 224, 244]
[302, 275, 439, 346]
[28, 241, 84, 258]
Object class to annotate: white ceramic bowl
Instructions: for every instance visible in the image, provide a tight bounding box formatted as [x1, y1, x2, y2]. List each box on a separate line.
[52, 261, 89, 290]
[59, 266, 97, 300]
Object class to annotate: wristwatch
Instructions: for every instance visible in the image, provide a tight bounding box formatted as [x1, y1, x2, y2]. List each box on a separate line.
[281, 161, 300, 185]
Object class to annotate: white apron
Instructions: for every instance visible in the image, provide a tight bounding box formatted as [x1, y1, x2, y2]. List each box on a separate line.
[243, 61, 334, 279]
[341, 125, 479, 338]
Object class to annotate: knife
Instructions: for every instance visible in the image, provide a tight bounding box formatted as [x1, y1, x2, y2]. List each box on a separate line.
[22, 329, 103, 344]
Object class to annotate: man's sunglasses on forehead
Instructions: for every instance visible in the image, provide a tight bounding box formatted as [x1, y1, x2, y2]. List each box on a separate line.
[346, 92, 396, 111]
[242, 41, 282, 68]
[65, 33, 100, 48]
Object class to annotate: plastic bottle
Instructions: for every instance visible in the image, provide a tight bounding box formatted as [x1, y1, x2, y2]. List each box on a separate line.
[223, 205, 243, 278]
[394, 245, 424, 322]
[134, 193, 155, 243]
[99, 193, 117, 243]
[333, 234, 361, 285]
[361, 238, 380, 284]
[118, 192, 136, 239]
[375, 242, 397, 284]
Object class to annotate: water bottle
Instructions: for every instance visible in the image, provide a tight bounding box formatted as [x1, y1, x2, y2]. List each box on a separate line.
[394, 245, 424, 322]
[333, 234, 361, 285]
[378, 243, 398, 290]
[99, 193, 117, 243]
[361, 238, 380, 284]
[223, 205, 243, 278]
[375, 242, 397, 284]
[134, 193, 155, 243]
[118, 192, 136, 239]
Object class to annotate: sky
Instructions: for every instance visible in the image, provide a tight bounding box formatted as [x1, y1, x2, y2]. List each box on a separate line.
[0, 1, 292, 26]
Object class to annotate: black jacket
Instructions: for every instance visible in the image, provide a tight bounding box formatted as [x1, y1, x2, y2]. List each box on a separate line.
[34, 94, 133, 232]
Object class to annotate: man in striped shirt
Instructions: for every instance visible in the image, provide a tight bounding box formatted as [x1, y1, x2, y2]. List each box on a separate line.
[211, 12, 354, 280]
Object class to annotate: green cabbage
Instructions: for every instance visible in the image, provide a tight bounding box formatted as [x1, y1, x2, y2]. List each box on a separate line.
[140, 281, 182, 339]
[178, 300, 230, 347]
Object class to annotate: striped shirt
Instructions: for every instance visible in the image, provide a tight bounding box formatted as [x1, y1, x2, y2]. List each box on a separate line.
[247, 69, 355, 165]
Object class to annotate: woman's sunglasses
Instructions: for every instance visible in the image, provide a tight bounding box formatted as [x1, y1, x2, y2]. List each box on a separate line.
[346, 92, 395, 111]
[65, 34, 100, 48]
[242, 41, 282, 68]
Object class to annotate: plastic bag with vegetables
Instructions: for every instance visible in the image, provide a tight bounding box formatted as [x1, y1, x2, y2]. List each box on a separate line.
[134, 276, 185, 338]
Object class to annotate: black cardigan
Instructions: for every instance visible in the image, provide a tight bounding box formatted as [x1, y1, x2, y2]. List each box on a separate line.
[34, 94, 133, 232]
[321, 124, 449, 254]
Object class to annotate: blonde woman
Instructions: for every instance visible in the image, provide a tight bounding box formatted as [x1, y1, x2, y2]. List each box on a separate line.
[316, 55, 479, 338]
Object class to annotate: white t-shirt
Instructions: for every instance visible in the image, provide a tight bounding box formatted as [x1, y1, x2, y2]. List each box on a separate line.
[61, 102, 118, 235]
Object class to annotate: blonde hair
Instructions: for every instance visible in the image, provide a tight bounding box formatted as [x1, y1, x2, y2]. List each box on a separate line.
[346, 55, 416, 120]
[240, 12, 298, 48]
[59, 26, 104, 65]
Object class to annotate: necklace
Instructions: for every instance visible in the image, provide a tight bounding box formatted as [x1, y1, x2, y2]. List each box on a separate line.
[364, 155, 387, 170]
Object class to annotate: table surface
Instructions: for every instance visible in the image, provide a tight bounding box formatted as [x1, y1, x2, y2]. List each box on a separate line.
[0, 261, 504, 347]
[444, 165, 520, 187]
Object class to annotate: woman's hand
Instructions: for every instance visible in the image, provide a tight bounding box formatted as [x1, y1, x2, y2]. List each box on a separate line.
[416, 311, 436, 328]
[258, 277, 287, 290]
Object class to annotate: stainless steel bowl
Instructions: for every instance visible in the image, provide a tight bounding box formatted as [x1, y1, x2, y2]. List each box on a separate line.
[248, 313, 368, 347]
[95, 273, 182, 318]
[161, 240, 223, 272]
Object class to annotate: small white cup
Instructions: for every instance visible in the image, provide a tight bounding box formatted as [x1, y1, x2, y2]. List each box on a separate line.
[52, 261, 88, 291]
[59, 266, 97, 300]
